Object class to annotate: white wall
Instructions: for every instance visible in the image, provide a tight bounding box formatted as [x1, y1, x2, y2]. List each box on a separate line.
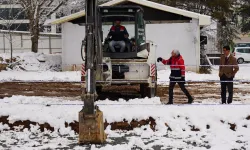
[62, 22, 85, 71]
[62, 21, 200, 72]
[146, 21, 199, 71]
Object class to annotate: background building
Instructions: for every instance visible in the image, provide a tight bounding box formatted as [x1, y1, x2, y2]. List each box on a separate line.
[49, 0, 211, 72]
[0, 3, 58, 33]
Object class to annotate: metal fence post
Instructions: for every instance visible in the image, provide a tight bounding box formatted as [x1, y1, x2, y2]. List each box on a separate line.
[3, 34, 5, 53]
[49, 36, 52, 54]
[21, 33, 23, 48]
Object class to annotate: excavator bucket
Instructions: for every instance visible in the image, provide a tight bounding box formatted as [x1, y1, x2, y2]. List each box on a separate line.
[79, 107, 106, 144]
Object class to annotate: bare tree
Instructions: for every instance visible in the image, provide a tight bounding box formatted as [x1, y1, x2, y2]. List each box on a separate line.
[57, 0, 85, 15]
[19, 0, 66, 53]
[58, 0, 109, 16]
[0, 0, 28, 62]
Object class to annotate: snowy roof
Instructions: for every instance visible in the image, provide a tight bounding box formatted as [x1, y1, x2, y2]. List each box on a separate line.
[49, 0, 211, 26]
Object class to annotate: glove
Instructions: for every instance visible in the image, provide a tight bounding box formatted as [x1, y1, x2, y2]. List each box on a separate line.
[106, 36, 111, 40]
[157, 57, 162, 62]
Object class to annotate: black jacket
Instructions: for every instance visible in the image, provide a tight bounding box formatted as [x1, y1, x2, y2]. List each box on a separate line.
[108, 25, 129, 41]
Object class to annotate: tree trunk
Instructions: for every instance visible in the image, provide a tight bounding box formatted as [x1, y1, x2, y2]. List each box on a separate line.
[28, 5, 40, 53]
[217, 23, 223, 54]
[31, 31, 39, 53]
[9, 33, 13, 63]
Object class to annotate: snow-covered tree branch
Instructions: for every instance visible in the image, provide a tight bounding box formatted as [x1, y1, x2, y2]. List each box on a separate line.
[19, 0, 67, 53]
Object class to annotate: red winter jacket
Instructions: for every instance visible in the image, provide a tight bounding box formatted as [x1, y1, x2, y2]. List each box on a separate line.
[162, 55, 185, 80]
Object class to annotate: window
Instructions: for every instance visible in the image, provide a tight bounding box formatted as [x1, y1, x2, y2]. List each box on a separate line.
[56, 25, 62, 33]
[136, 11, 146, 46]
[237, 49, 244, 53]
[237, 48, 250, 53]
[13, 8, 27, 20]
[0, 8, 9, 20]
[102, 17, 135, 41]
[244, 49, 250, 53]
[0, 8, 27, 20]
[235, 43, 250, 47]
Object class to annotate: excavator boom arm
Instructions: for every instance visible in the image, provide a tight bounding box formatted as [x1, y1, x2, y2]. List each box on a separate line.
[78, 0, 106, 144]
[84, 0, 97, 114]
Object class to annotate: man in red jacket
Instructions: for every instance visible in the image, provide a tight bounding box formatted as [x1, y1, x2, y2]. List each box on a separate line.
[157, 50, 193, 104]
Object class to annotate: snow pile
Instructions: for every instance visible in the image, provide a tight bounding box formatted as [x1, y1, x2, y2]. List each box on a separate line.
[0, 52, 62, 71]
[0, 96, 81, 128]
[1, 96, 250, 149]
[0, 52, 78, 81]
[95, 97, 162, 105]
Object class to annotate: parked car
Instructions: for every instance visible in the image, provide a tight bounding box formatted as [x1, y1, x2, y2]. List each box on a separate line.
[235, 43, 250, 48]
[233, 47, 250, 64]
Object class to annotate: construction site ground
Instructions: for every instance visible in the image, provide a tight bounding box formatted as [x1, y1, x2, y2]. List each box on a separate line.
[1, 81, 250, 149]
[1, 53, 250, 149]
[0, 82, 249, 104]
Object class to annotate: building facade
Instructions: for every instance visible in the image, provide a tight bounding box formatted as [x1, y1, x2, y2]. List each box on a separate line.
[49, 0, 211, 72]
[0, 4, 58, 33]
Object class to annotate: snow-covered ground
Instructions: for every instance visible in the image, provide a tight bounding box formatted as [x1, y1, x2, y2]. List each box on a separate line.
[0, 64, 249, 83]
[0, 52, 62, 72]
[1, 53, 250, 149]
[1, 96, 250, 149]
[0, 71, 81, 82]
[0, 52, 81, 81]
[1, 52, 250, 83]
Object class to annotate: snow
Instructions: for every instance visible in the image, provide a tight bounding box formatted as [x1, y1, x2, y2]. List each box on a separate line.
[1, 96, 250, 149]
[0, 52, 82, 81]
[0, 71, 80, 82]
[0, 96, 81, 128]
[1, 63, 250, 83]
[0, 52, 82, 82]
[0, 123, 10, 131]
[0, 52, 62, 71]
[1, 53, 250, 149]
[1, 52, 250, 83]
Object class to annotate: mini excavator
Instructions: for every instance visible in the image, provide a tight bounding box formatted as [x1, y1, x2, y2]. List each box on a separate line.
[79, 0, 157, 144]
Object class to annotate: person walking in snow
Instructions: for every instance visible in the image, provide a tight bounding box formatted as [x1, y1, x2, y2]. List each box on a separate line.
[157, 50, 193, 104]
[219, 46, 239, 104]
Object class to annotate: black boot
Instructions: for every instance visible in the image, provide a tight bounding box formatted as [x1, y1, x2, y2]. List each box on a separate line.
[188, 97, 193, 104]
[166, 101, 173, 105]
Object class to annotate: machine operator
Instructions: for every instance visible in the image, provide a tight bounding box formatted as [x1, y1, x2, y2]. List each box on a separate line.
[107, 19, 129, 52]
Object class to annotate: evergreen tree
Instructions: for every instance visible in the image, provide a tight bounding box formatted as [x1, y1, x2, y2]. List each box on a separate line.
[238, 0, 250, 33]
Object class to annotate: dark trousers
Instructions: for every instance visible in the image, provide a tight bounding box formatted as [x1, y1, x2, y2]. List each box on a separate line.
[169, 81, 192, 103]
[220, 74, 233, 104]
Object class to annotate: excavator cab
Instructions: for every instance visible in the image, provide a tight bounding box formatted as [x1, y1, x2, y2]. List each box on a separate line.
[99, 6, 147, 59]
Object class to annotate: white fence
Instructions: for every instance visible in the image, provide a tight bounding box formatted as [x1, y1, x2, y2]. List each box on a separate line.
[0, 30, 62, 54]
